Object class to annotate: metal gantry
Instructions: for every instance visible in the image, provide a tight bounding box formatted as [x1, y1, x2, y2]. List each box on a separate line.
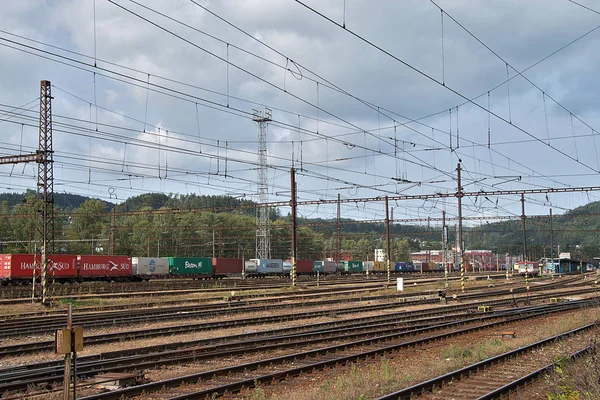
[253, 108, 272, 260]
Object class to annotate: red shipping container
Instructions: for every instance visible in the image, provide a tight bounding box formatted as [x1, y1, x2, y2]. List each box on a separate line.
[0, 254, 77, 279]
[77, 255, 132, 278]
[296, 259, 314, 274]
[212, 258, 244, 274]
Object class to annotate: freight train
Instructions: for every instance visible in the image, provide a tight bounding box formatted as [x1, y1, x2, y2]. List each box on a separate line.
[0, 253, 427, 285]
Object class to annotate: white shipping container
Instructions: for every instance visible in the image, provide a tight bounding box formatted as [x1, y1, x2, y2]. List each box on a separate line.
[132, 257, 169, 276]
[283, 261, 292, 272]
[245, 260, 258, 272]
[363, 261, 374, 271]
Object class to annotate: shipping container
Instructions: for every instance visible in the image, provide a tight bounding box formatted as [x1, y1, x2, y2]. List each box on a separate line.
[373, 261, 387, 272]
[344, 260, 363, 272]
[283, 261, 292, 273]
[395, 262, 415, 272]
[132, 257, 169, 277]
[296, 259, 314, 274]
[1, 254, 78, 281]
[245, 260, 258, 273]
[258, 259, 283, 274]
[168, 257, 212, 275]
[363, 261, 374, 272]
[212, 258, 244, 275]
[78, 255, 132, 279]
[336, 262, 346, 272]
[313, 261, 323, 272]
[413, 262, 435, 272]
[322, 261, 337, 273]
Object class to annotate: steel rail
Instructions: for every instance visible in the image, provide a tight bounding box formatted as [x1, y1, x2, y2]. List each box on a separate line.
[77, 300, 598, 400]
[376, 324, 596, 399]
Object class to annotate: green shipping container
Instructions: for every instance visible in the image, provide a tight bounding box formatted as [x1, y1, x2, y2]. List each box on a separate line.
[344, 260, 363, 272]
[314, 261, 324, 272]
[168, 257, 213, 275]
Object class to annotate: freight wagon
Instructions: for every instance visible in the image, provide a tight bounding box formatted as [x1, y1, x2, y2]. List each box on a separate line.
[168, 257, 213, 278]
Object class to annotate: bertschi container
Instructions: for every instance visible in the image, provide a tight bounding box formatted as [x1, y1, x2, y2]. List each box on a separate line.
[212, 258, 244, 275]
[132, 257, 169, 277]
[344, 260, 363, 272]
[77, 255, 132, 279]
[0, 254, 78, 281]
[258, 259, 283, 274]
[168, 257, 213, 275]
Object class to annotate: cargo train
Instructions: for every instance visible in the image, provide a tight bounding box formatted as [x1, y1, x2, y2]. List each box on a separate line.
[0, 253, 430, 285]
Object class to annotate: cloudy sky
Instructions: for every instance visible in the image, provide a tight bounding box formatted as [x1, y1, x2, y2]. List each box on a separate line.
[1, 0, 600, 226]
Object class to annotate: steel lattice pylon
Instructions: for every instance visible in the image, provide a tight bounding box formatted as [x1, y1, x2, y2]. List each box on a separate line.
[253, 108, 272, 260]
[37, 80, 54, 305]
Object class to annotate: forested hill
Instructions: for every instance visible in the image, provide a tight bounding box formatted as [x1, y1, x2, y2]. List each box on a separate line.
[2, 190, 600, 259]
[0, 191, 116, 212]
[466, 201, 600, 258]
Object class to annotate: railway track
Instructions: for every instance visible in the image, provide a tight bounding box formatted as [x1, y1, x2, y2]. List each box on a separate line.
[0, 273, 509, 302]
[66, 298, 598, 400]
[0, 279, 593, 340]
[2, 298, 596, 398]
[1, 284, 589, 359]
[376, 324, 596, 399]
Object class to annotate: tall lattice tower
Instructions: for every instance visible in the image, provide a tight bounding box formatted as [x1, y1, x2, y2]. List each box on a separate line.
[253, 108, 272, 260]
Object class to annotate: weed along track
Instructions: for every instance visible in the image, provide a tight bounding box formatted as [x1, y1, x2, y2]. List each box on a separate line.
[377, 324, 597, 400]
[11, 299, 595, 400]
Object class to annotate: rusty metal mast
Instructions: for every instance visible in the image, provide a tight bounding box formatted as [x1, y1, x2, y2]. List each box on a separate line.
[0, 81, 54, 304]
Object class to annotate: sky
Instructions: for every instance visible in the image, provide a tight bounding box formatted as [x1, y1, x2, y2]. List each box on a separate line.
[1, 0, 600, 227]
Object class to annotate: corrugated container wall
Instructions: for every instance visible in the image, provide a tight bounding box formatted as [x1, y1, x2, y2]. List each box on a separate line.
[1, 254, 78, 279]
[212, 258, 244, 274]
[296, 259, 314, 274]
[78, 255, 132, 278]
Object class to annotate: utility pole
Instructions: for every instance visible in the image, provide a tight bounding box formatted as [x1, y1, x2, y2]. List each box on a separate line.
[0, 81, 57, 305]
[442, 210, 448, 288]
[390, 207, 395, 261]
[109, 209, 115, 256]
[290, 167, 297, 288]
[457, 163, 465, 293]
[336, 193, 341, 262]
[550, 208, 554, 279]
[521, 193, 527, 260]
[253, 108, 272, 260]
[385, 196, 391, 284]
